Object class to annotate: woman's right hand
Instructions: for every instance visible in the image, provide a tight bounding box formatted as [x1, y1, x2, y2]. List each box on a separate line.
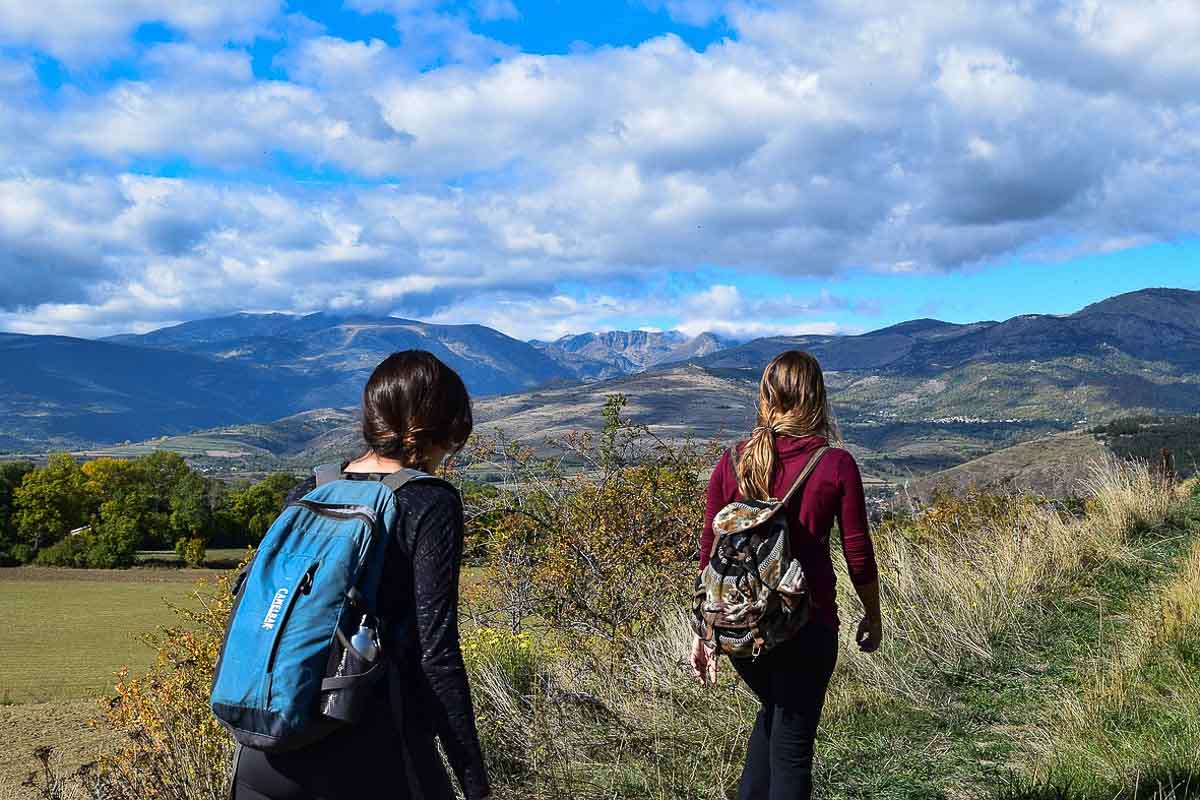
[691, 634, 717, 686]
[856, 614, 883, 653]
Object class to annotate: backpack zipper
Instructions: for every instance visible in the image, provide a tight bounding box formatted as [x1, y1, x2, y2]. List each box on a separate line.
[264, 561, 320, 675]
[289, 500, 377, 527]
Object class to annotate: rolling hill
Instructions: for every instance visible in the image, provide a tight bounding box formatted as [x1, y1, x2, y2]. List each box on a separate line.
[71, 365, 1043, 484]
[106, 312, 573, 403]
[5, 288, 1200, 463]
[905, 430, 1112, 499]
[685, 289, 1200, 424]
[0, 333, 309, 452]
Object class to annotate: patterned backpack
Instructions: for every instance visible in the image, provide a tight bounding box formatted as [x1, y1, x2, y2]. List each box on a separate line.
[691, 446, 829, 660]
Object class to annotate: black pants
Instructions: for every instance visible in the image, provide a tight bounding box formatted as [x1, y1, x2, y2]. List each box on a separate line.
[730, 622, 839, 800]
[232, 718, 454, 800]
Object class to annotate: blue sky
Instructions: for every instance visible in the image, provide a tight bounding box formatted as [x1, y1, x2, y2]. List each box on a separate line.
[0, 0, 1198, 340]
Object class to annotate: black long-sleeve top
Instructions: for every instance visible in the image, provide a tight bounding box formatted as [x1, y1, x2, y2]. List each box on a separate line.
[235, 471, 490, 800]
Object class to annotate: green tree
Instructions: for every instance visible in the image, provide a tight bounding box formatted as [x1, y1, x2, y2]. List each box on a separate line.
[13, 454, 88, 559]
[36, 499, 143, 568]
[137, 452, 191, 548]
[223, 473, 299, 544]
[169, 471, 215, 545]
[139, 451, 191, 499]
[0, 460, 35, 564]
[81, 457, 157, 556]
[88, 499, 143, 567]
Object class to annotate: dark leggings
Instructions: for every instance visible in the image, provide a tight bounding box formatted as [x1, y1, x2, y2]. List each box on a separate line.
[731, 622, 839, 800]
[232, 724, 454, 800]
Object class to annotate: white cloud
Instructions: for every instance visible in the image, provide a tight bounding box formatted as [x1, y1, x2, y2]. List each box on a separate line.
[1, 1, 1200, 338]
[475, 0, 518, 22]
[0, 0, 279, 62]
[642, 0, 726, 27]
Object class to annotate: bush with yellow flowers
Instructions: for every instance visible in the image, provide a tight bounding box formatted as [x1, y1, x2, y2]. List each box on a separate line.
[461, 394, 720, 658]
[91, 572, 235, 800]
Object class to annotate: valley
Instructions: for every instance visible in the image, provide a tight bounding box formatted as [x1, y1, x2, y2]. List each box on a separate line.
[5, 288, 1200, 498]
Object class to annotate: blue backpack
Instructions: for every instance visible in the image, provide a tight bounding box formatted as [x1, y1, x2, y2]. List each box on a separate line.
[210, 464, 446, 752]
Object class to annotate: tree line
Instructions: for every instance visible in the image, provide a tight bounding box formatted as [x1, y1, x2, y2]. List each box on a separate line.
[0, 452, 300, 568]
[1092, 415, 1200, 478]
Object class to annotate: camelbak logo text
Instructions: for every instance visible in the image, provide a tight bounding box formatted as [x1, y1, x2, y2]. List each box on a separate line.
[261, 588, 289, 630]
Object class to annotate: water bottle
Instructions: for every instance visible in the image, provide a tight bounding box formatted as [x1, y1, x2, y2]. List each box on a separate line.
[320, 615, 379, 723]
[351, 617, 378, 662]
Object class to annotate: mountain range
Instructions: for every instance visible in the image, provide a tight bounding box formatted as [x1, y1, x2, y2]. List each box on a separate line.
[530, 330, 735, 380]
[3, 289, 1200, 468]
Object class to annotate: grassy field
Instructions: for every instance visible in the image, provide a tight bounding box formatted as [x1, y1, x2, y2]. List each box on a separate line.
[0, 568, 212, 704]
[0, 567, 220, 796]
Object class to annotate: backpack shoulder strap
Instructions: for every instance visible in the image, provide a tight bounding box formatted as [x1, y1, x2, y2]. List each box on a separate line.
[381, 468, 461, 497]
[313, 463, 344, 487]
[380, 468, 429, 492]
[776, 446, 831, 506]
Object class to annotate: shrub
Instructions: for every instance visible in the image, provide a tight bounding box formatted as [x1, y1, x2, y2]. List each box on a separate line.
[175, 537, 208, 568]
[461, 395, 718, 651]
[35, 533, 93, 568]
[88, 572, 235, 800]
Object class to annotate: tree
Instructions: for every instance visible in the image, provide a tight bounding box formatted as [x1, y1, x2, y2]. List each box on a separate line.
[13, 454, 88, 558]
[139, 452, 191, 500]
[88, 499, 143, 568]
[169, 471, 215, 546]
[0, 461, 35, 564]
[137, 452, 190, 549]
[81, 457, 156, 556]
[223, 473, 299, 544]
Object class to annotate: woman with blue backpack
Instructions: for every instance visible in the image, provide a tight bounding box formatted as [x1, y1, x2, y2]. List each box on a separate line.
[221, 350, 491, 800]
[690, 349, 883, 800]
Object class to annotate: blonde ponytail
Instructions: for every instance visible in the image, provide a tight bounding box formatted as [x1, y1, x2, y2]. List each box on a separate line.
[734, 351, 838, 500]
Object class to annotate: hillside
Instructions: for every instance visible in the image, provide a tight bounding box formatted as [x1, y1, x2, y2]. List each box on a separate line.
[107, 312, 572, 402]
[0, 333, 309, 452]
[6, 288, 1200, 459]
[686, 289, 1200, 424]
[3, 314, 599, 451]
[906, 430, 1111, 498]
[291, 364, 762, 470]
[74, 365, 1041, 484]
[69, 408, 358, 479]
[1092, 415, 1200, 477]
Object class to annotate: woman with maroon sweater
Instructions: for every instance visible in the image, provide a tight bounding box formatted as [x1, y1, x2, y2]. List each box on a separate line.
[691, 350, 883, 800]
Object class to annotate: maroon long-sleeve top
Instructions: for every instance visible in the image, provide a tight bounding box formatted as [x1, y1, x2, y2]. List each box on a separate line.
[699, 434, 879, 631]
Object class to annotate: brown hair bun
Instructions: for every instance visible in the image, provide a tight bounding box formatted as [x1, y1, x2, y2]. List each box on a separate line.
[361, 350, 473, 470]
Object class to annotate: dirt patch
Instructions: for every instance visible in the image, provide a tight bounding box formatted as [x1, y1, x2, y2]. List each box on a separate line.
[0, 565, 216, 584]
[0, 699, 114, 799]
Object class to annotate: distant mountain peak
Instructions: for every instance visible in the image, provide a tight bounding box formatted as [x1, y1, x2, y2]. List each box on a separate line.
[1074, 287, 1200, 319]
[531, 328, 736, 377]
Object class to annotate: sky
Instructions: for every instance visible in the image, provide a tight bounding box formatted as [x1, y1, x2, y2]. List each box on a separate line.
[0, 0, 1198, 342]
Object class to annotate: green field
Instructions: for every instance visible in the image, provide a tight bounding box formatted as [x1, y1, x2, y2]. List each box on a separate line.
[0, 568, 212, 704]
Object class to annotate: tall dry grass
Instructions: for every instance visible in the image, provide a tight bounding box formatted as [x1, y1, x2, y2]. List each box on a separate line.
[463, 609, 758, 799]
[462, 454, 1193, 799]
[1081, 452, 1181, 539]
[833, 455, 1184, 706]
[29, 452, 1195, 800]
[1021, 526, 1200, 796]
